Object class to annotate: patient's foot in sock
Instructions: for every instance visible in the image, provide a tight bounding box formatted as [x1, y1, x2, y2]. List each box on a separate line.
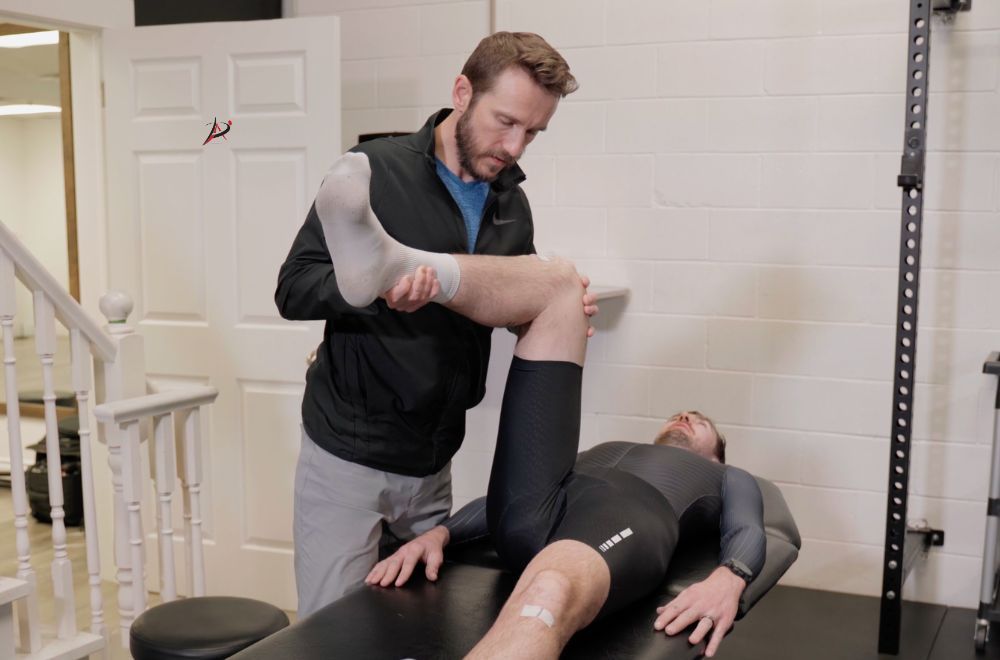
[315, 151, 460, 307]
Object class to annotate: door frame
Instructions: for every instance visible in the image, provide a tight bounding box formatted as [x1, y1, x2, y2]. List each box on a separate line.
[0, 10, 114, 579]
[0, 13, 110, 326]
[0, 20, 106, 417]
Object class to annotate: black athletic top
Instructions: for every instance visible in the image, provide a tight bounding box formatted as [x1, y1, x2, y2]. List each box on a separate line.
[445, 441, 767, 581]
[275, 110, 536, 477]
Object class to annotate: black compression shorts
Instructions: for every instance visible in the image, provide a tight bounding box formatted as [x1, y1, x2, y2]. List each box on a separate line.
[487, 357, 680, 618]
[551, 466, 679, 616]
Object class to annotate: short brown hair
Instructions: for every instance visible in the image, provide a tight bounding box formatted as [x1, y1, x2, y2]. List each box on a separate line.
[461, 31, 578, 99]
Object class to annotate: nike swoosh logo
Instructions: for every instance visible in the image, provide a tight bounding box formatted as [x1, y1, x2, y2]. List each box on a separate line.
[493, 217, 518, 225]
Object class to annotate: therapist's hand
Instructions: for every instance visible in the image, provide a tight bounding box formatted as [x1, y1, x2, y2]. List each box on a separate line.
[365, 525, 450, 587]
[578, 273, 598, 337]
[382, 265, 440, 313]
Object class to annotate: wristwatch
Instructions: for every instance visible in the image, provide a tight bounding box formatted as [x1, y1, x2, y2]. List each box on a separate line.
[721, 559, 753, 584]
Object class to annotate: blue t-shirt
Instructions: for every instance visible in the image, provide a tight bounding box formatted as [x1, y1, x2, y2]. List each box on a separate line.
[435, 159, 490, 253]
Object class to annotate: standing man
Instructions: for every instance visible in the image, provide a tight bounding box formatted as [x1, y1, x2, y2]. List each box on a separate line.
[275, 32, 580, 617]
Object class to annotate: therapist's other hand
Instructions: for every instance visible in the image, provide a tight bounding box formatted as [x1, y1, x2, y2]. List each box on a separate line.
[365, 524, 450, 587]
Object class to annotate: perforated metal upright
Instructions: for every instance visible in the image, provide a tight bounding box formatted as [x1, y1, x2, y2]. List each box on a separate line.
[975, 354, 1000, 651]
[877, 0, 970, 655]
[878, 0, 944, 654]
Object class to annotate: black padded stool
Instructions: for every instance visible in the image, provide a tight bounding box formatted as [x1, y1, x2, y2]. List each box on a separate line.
[130, 597, 289, 660]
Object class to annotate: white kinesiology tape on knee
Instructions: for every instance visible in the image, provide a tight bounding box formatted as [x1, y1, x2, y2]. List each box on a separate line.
[520, 604, 556, 628]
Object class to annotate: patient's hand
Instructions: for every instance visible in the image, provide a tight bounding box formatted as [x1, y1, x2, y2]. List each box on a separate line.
[365, 524, 450, 587]
[653, 566, 746, 658]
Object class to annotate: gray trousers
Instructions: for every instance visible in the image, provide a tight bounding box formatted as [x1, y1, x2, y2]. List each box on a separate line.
[293, 429, 452, 618]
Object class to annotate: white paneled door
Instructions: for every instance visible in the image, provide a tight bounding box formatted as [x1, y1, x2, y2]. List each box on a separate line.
[102, 17, 339, 609]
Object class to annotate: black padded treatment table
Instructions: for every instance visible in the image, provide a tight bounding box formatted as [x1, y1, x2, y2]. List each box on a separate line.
[234, 477, 799, 659]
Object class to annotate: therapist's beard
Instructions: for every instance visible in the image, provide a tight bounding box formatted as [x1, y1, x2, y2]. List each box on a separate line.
[456, 106, 513, 182]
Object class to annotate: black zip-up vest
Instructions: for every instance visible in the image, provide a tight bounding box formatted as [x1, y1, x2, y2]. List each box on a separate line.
[275, 110, 536, 477]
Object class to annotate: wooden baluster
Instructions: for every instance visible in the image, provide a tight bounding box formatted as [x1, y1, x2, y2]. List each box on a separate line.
[103, 424, 132, 645]
[96, 291, 144, 647]
[0, 252, 40, 653]
[150, 412, 178, 601]
[33, 292, 77, 639]
[71, 329, 108, 655]
[175, 414, 193, 597]
[176, 407, 206, 596]
[119, 419, 147, 620]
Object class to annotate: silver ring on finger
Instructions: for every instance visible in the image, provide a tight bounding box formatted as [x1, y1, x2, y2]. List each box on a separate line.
[700, 615, 715, 627]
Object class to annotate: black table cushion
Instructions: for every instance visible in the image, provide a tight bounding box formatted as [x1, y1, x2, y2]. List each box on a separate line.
[131, 596, 290, 660]
[233, 476, 800, 659]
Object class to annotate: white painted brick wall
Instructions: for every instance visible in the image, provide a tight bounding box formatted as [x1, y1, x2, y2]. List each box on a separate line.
[817, 95, 901, 152]
[606, 100, 706, 154]
[377, 54, 467, 108]
[709, 210, 900, 267]
[708, 319, 894, 381]
[339, 7, 421, 60]
[515, 155, 555, 207]
[574, 258, 655, 312]
[928, 93, 1000, 152]
[929, 30, 1000, 93]
[764, 35, 906, 95]
[605, 314, 707, 368]
[709, 0, 820, 40]
[911, 381, 993, 445]
[760, 155, 875, 209]
[497, 0, 604, 48]
[705, 97, 818, 153]
[293, 1, 483, 153]
[531, 206, 607, 257]
[605, 208, 710, 261]
[605, 0, 709, 45]
[651, 263, 756, 317]
[554, 154, 654, 207]
[298, 0, 1000, 608]
[420, 1, 489, 55]
[559, 46, 657, 102]
[655, 154, 760, 208]
[757, 267, 896, 324]
[657, 41, 765, 97]
[752, 375, 889, 437]
[723, 426, 801, 484]
[581, 364, 650, 416]
[820, 0, 907, 37]
[526, 102, 606, 156]
[648, 369, 754, 425]
[924, 212, 1000, 271]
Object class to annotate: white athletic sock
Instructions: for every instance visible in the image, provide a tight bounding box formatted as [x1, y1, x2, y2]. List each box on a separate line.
[314, 152, 461, 308]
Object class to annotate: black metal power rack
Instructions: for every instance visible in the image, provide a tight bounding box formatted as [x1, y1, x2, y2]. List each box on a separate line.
[978, 353, 1000, 651]
[877, 0, 971, 654]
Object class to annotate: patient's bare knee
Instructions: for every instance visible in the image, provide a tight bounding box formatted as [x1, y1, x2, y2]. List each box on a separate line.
[535, 257, 585, 310]
[519, 569, 574, 626]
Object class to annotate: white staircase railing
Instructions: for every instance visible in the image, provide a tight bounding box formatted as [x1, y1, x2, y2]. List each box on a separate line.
[94, 386, 218, 636]
[0, 219, 219, 656]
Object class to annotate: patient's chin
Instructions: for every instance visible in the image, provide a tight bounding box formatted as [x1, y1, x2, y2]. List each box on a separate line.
[655, 429, 696, 452]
